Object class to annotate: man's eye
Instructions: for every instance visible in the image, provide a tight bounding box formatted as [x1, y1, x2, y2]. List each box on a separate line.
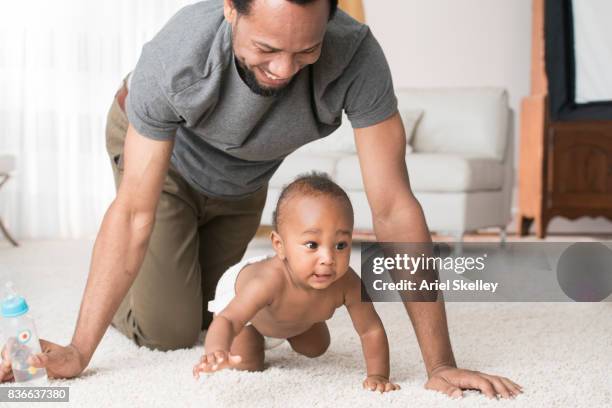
[305, 242, 318, 249]
[336, 242, 348, 250]
[258, 48, 275, 54]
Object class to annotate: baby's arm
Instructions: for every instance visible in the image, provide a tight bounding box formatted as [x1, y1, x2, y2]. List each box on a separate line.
[343, 269, 400, 393]
[194, 275, 275, 376]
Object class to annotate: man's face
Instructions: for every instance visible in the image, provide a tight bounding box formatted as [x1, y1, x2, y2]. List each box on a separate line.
[224, 0, 329, 96]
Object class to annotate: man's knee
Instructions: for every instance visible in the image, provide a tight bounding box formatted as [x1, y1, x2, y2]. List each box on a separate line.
[138, 318, 202, 351]
[112, 303, 202, 351]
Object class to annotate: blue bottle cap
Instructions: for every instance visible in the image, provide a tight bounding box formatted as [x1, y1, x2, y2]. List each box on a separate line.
[1, 296, 29, 318]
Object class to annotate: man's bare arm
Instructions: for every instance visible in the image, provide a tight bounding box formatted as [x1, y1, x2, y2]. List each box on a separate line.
[354, 113, 456, 374]
[71, 124, 174, 366]
[354, 113, 521, 399]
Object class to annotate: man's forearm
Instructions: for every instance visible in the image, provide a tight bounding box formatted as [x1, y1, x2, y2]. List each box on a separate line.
[70, 201, 155, 364]
[373, 196, 457, 376]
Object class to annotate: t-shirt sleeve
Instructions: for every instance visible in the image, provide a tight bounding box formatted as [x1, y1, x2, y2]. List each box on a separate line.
[343, 29, 398, 129]
[125, 43, 183, 140]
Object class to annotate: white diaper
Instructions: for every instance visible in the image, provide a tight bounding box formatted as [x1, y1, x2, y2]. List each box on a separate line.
[208, 254, 285, 350]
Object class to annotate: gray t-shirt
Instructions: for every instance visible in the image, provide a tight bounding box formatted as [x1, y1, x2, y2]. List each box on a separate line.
[126, 0, 397, 198]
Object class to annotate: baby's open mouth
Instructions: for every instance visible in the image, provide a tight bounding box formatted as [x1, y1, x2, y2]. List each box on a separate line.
[313, 273, 333, 279]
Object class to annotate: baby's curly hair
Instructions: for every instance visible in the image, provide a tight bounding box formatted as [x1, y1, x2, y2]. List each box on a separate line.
[272, 172, 354, 232]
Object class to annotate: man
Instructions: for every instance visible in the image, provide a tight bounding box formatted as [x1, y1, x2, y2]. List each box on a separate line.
[1, 0, 521, 399]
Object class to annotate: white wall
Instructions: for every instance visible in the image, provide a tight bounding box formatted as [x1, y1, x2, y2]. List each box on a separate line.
[364, 0, 612, 234]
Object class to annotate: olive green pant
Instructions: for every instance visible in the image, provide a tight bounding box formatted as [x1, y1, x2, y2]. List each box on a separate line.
[105, 95, 267, 351]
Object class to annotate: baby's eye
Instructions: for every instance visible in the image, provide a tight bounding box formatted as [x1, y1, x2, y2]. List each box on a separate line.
[305, 241, 318, 249]
[336, 242, 348, 250]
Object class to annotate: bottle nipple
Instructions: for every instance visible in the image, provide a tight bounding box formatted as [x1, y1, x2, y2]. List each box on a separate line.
[4, 281, 17, 300]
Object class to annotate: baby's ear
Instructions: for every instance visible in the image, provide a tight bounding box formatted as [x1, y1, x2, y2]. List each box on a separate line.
[270, 231, 286, 260]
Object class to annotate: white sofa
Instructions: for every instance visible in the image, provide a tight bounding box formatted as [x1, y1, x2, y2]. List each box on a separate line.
[261, 87, 514, 240]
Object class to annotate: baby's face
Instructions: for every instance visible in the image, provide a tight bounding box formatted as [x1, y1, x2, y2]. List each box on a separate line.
[277, 195, 353, 290]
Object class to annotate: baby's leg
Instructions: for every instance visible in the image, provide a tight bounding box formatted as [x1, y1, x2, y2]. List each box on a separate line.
[228, 325, 266, 371]
[287, 322, 330, 358]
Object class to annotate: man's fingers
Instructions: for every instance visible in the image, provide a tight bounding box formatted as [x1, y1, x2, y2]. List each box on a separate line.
[28, 354, 42, 367]
[428, 375, 484, 400]
[426, 369, 521, 401]
[0, 359, 12, 382]
[481, 374, 519, 399]
[29, 353, 52, 368]
[499, 377, 523, 396]
[448, 387, 463, 399]
[503, 377, 523, 392]
[483, 375, 512, 399]
[471, 376, 497, 399]
[429, 377, 463, 399]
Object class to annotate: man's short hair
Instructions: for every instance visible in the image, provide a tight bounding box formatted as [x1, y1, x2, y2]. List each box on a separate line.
[272, 171, 354, 232]
[231, 0, 339, 21]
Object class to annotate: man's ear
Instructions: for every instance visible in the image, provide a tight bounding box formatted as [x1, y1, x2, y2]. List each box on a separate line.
[223, 0, 237, 23]
[270, 231, 286, 260]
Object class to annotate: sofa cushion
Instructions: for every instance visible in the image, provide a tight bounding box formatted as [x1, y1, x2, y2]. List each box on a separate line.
[268, 152, 343, 188]
[335, 153, 505, 192]
[298, 109, 423, 155]
[396, 87, 509, 160]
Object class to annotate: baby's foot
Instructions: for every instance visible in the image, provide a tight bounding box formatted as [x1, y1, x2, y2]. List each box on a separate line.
[363, 375, 401, 393]
[193, 351, 242, 379]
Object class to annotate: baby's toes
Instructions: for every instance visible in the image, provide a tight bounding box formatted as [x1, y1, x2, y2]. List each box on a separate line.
[193, 364, 206, 378]
[213, 351, 227, 364]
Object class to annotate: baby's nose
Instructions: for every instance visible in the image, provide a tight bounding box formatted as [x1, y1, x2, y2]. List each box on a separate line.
[319, 250, 335, 265]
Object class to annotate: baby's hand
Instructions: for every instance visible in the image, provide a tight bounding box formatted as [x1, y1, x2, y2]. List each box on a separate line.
[363, 375, 401, 393]
[192, 350, 242, 379]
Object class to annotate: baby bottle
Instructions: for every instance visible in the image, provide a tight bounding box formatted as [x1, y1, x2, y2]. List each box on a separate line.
[1, 282, 48, 384]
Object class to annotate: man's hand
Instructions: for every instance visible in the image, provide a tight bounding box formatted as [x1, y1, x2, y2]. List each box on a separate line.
[0, 339, 87, 382]
[362, 375, 401, 393]
[192, 350, 242, 379]
[425, 366, 523, 400]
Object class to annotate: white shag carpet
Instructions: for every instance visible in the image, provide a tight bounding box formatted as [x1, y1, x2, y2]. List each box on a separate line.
[1, 239, 611, 407]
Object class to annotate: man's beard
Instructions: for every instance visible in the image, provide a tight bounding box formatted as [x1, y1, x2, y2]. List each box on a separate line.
[234, 57, 293, 98]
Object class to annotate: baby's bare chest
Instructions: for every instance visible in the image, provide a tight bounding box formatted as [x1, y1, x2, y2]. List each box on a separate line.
[252, 291, 344, 337]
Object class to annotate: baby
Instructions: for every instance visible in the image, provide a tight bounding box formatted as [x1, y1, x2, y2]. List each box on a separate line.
[192, 172, 399, 392]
